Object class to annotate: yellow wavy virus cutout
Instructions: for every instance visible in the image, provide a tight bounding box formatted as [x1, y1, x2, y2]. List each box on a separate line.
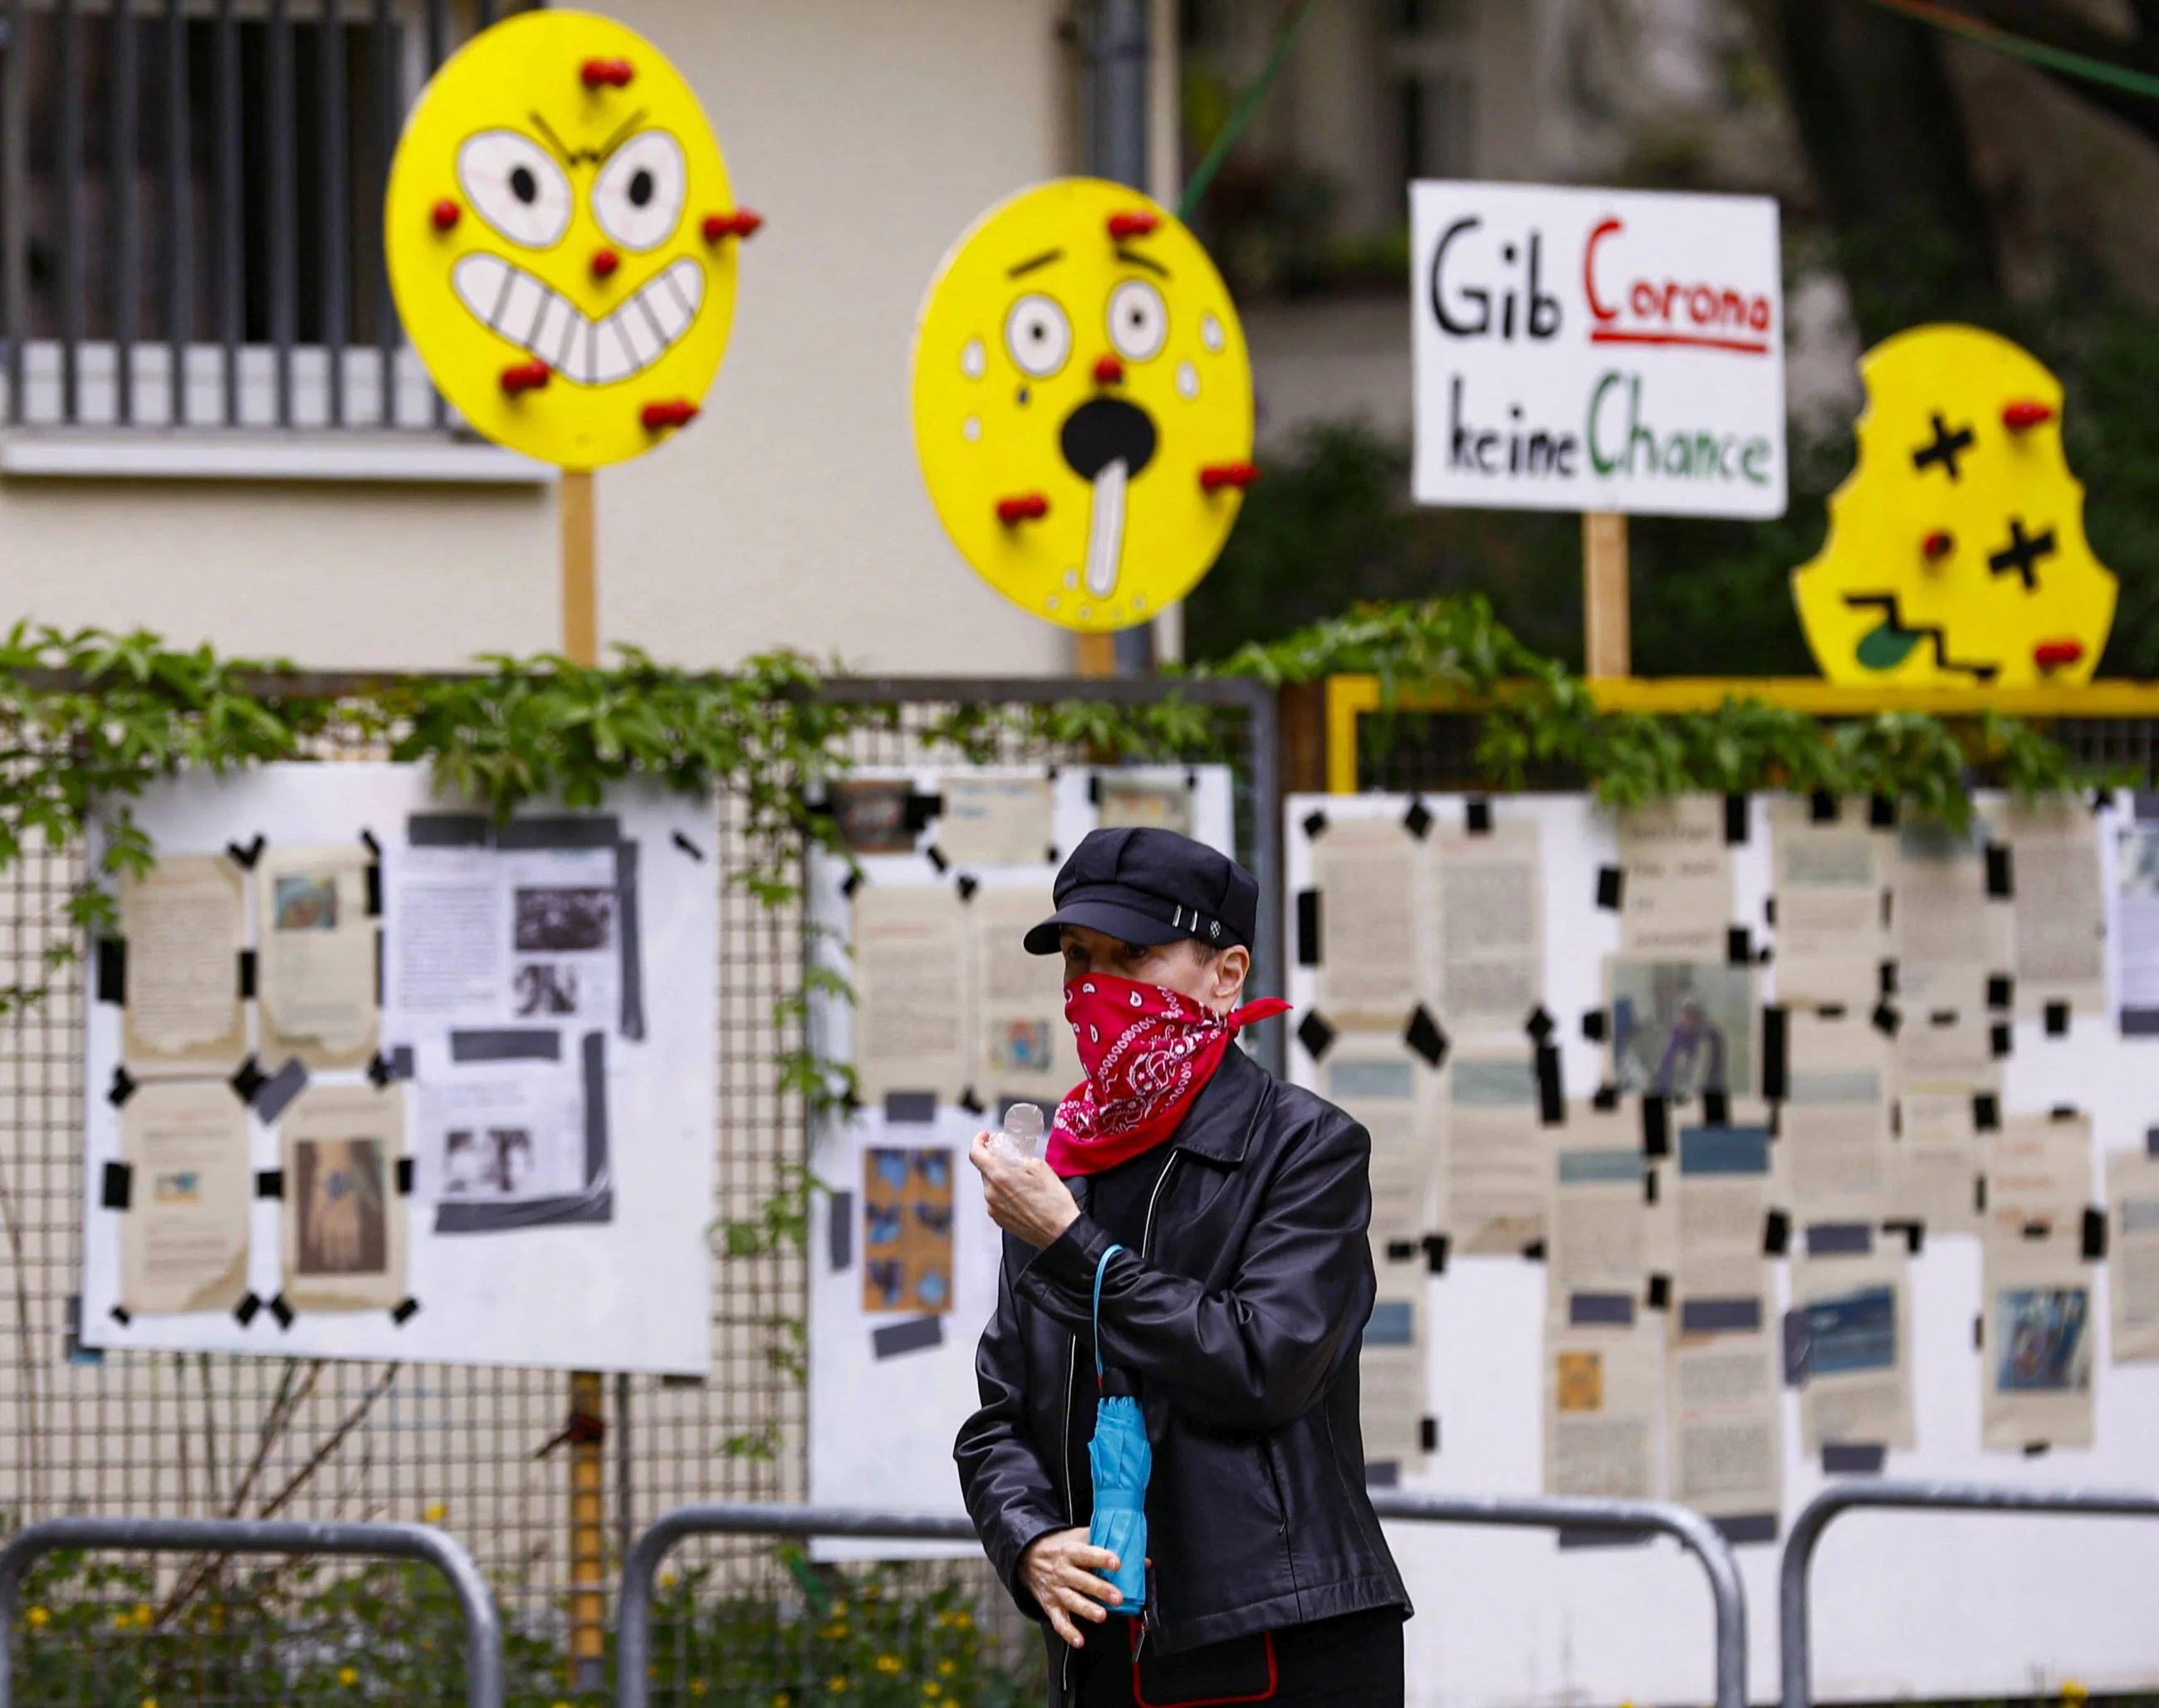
[385, 10, 751, 471]
[1792, 325, 2115, 688]
[910, 179, 1256, 634]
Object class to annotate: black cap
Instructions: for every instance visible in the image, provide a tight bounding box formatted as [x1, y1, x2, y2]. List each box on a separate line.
[1024, 828, 1258, 956]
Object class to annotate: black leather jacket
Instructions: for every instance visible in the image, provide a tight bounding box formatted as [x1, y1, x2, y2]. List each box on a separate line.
[954, 1045, 1410, 1685]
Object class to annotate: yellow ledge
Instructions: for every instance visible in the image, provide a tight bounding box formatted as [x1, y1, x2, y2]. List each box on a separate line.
[1322, 673, 2159, 795]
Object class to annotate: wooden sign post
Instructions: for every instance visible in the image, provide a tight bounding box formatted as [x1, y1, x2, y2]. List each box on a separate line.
[1583, 511, 1631, 679]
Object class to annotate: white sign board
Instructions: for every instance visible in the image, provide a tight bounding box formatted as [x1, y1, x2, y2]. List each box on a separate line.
[1411, 181, 1786, 519]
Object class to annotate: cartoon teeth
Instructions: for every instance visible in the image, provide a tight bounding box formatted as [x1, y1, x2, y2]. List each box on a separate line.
[451, 253, 704, 386]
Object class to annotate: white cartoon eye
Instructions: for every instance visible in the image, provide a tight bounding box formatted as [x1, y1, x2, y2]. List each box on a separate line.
[591, 130, 688, 252]
[1005, 294, 1072, 378]
[458, 130, 574, 250]
[1107, 279, 1168, 362]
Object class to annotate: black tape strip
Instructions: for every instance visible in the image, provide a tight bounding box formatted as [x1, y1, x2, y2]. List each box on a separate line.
[109, 1305, 130, 1327]
[1869, 795, 1897, 830]
[375, 929, 384, 1010]
[1823, 1443, 1886, 1476]
[2051, 1105, 2080, 1122]
[1820, 1004, 1847, 1021]
[268, 1294, 294, 1330]
[2045, 1001, 2071, 1037]
[2023, 1442, 2051, 1459]
[1086, 775, 1104, 806]
[1974, 1313, 1984, 1350]
[408, 813, 491, 848]
[1521, 1238, 1547, 1261]
[234, 1292, 262, 1327]
[1872, 1002, 1901, 1039]
[1525, 1005, 1555, 1044]
[1419, 1418, 1438, 1455]
[1535, 1045, 1564, 1125]
[1385, 1240, 1418, 1263]
[1403, 1006, 1447, 1069]
[226, 834, 265, 870]
[2148, 1124, 2159, 1157]
[839, 869, 863, 899]
[1045, 844, 1059, 864]
[1761, 1006, 1789, 1103]
[1974, 1092, 2000, 1132]
[955, 875, 980, 903]
[923, 844, 949, 875]
[100, 1161, 132, 1211]
[1465, 797, 1493, 835]
[1703, 1088, 1731, 1128]
[1297, 1011, 1336, 1064]
[828, 1191, 855, 1271]
[1301, 810, 1329, 841]
[496, 815, 622, 851]
[1991, 1021, 2014, 1059]
[1975, 1177, 1990, 1215]
[2083, 1206, 2108, 1260]
[95, 938, 125, 1005]
[390, 1298, 420, 1325]
[237, 949, 257, 1001]
[450, 1030, 561, 1064]
[229, 1055, 267, 1107]
[1366, 1462, 1399, 1489]
[251, 1058, 308, 1126]
[1423, 1233, 1449, 1275]
[872, 1315, 943, 1359]
[106, 1066, 137, 1108]
[2092, 786, 2116, 814]
[1764, 1209, 1790, 1256]
[1296, 890, 1321, 967]
[357, 828, 380, 859]
[1582, 1010, 1607, 1043]
[1986, 844, 2014, 898]
[905, 792, 944, 832]
[1988, 974, 2014, 1011]
[671, 831, 707, 863]
[1884, 1219, 1926, 1256]
[1644, 1167, 1660, 1206]
[1593, 1082, 1619, 1112]
[395, 1157, 415, 1197]
[1809, 790, 1838, 825]
[1403, 799, 1433, 840]
[1764, 897, 1777, 928]
[1783, 1308, 1811, 1387]
[1647, 1274, 1671, 1310]
[958, 1089, 986, 1115]
[1879, 961, 1898, 999]
[1595, 866, 1623, 911]
[1726, 794, 1751, 844]
[884, 1091, 937, 1124]
[364, 862, 384, 917]
[1641, 1096, 1670, 1158]
[254, 1170, 283, 1201]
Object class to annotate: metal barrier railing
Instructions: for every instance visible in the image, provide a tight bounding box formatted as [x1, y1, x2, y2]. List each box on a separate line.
[617, 1494, 1746, 1708]
[1780, 1479, 2159, 1708]
[0, 1516, 505, 1708]
[1369, 1490, 1747, 1708]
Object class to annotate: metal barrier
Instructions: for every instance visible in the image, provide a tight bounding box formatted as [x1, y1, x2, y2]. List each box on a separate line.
[618, 1494, 1745, 1708]
[0, 1516, 506, 1708]
[1369, 1490, 1747, 1708]
[1780, 1479, 2159, 1708]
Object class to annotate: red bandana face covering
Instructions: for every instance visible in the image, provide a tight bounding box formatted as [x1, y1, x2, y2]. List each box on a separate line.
[1046, 973, 1291, 1178]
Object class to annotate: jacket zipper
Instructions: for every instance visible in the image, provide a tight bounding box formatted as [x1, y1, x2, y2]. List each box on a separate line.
[1136, 1152, 1177, 1642]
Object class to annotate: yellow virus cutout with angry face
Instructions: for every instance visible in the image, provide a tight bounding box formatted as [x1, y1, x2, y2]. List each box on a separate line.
[911, 179, 1256, 634]
[1793, 324, 2116, 688]
[384, 10, 756, 471]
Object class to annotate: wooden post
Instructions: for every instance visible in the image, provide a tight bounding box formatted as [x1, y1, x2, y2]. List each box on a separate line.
[1583, 511, 1631, 679]
[1075, 631, 1117, 677]
[560, 468, 607, 1692]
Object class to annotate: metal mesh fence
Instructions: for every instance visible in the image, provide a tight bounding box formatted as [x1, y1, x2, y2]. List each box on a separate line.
[0, 677, 1270, 1706]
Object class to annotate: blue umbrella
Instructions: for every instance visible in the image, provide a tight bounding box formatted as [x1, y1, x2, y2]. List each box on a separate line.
[1088, 1244, 1149, 1616]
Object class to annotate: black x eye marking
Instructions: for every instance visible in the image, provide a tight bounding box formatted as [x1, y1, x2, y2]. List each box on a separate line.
[1912, 413, 1975, 482]
[1986, 518, 2058, 590]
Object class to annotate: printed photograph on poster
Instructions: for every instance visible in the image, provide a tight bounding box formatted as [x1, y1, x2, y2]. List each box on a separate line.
[1790, 1251, 1915, 1452]
[1608, 957, 1755, 1098]
[280, 1085, 407, 1314]
[1982, 1237, 2096, 1451]
[118, 854, 248, 1077]
[971, 887, 1078, 1101]
[117, 1081, 252, 1318]
[1095, 773, 1194, 836]
[828, 781, 919, 856]
[257, 847, 379, 1069]
[417, 1069, 586, 1206]
[2107, 1149, 2159, 1363]
[935, 774, 1054, 868]
[863, 1146, 956, 1315]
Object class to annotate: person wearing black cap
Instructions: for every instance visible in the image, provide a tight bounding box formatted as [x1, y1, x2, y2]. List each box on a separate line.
[957, 827, 1410, 1707]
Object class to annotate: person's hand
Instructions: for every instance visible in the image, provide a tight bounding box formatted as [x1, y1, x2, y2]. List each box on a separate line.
[969, 1133, 1080, 1249]
[1021, 1527, 1123, 1647]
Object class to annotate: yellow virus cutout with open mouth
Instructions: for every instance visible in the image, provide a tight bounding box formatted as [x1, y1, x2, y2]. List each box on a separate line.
[384, 9, 756, 471]
[910, 179, 1256, 634]
[1793, 324, 2116, 688]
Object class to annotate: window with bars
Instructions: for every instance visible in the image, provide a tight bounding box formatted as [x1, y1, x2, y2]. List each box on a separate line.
[0, 0, 525, 434]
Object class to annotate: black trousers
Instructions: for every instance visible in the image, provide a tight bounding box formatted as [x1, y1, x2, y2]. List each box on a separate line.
[1073, 1607, 1406, 1708]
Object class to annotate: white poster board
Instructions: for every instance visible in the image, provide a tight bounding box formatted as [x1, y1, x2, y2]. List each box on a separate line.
[1412, 181, 1786, 518]
[1287, 790, 2159, 1707]
[82, 762, 718, 1375]
[806, 766, 1235, 1557]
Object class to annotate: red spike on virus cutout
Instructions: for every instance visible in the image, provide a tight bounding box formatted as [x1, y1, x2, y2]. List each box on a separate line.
[701, 209, 764, 242]
[1922, 530, 1954, 561]
[640, 399, 700, 432]
[1199, 462, 1260, 493]
[581, 57, 634, 89]
[1107, 210, 1158, 242]
[591, 248, 621, 280]
[500, 360, 551, 398]
[2003, 399, 2054, 432]
[1093, 355, 1124, 386]
[2034, 639, 2085, 672]
[996, 493, 1050, 525]
[431, 198, 462, 232]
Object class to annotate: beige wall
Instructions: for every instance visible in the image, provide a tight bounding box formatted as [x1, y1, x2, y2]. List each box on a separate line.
[1, 0, 1089, 676]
